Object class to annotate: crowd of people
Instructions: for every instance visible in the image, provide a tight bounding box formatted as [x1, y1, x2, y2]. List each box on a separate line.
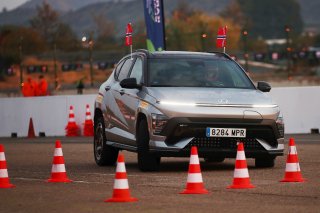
[22, 75, 48, 97]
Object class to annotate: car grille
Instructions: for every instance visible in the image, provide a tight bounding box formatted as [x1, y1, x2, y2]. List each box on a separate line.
[166, 124, 277, 148]
[186, 137, 264, 150]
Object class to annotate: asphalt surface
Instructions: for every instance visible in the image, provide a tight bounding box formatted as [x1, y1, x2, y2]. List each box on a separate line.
[0, 134, 319, 213]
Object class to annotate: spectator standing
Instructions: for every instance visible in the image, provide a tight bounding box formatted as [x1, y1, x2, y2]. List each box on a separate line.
[76, 79, 85, 94]
[22, 77, 37, 97]
[36, 75, 48, 96]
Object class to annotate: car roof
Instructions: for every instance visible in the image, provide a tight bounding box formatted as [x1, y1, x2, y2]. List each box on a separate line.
[145, 50, 230, 60]
[132, 49, 229, 59]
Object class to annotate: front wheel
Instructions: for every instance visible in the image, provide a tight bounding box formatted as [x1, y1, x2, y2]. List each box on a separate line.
[94, 116, 118, 166]
[137, 119, 160, 171]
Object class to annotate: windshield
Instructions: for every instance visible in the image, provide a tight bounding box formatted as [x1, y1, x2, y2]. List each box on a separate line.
[148, 57, 254, 89]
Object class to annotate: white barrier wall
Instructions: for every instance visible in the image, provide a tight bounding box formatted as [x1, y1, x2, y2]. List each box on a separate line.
[0, 95, 96, 137]
[0, 87, 319, 137]
[270, 87, 320, 134]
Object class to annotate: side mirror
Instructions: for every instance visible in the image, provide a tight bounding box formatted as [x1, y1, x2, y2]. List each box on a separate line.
[257, 81, 271, 92]
[120, 78, 141, 89]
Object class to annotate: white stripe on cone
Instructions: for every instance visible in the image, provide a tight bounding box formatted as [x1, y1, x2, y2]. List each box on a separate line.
[285, 163, 301, 172]
[236, 151, 246, 160]
[233, 168, 249, 178]
[189, 155, 199, 164]
[69, 118, 75, 122]
[187, 173, 203, 183]
[54, 148, 63, 156]
[289, 146, 297, 154]
[116, 162, 126, 172]
[0, 169, 9, 177]
[86, 115, 91, 120]
[114, 179, 129, 189]
[0, 153, 5, 161]
[51, 164, 66, 173]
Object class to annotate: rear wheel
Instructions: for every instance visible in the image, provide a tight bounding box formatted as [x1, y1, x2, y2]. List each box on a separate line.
[255, 156, 275, 168]
[94, 116, 118, 166]
[137, 119, 160, 171]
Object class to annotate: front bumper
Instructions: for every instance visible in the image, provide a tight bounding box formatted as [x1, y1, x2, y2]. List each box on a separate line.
[149, 117, 284, 158]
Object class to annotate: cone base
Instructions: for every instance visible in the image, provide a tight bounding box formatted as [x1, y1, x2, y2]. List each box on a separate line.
[104, 197, 138, 202]
[179, 188, 209, 194]
[227, 184, 255, 189]
[280, 178, 305, 183]
[47, 178, 73, 183]
[0, 183, 16, 188]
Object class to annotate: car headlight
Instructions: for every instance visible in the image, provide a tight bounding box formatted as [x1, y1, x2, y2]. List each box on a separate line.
[151, 113, 168, 135]
[276, 114, 284, 138]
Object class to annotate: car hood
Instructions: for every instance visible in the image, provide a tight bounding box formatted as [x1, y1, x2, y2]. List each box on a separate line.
[145, 87, 276, 106]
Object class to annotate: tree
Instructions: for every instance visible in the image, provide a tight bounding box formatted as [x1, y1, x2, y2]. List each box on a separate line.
[30, 2, 59, 45]
[29, 2, 79, 51]
[220, 0, 246, 27]
[92, 13, 116, 50]
[237, 0, 304, 39]
[0, 26, 46, 64]
[53, 23, 79, 51]
[166, 9, 241, 52]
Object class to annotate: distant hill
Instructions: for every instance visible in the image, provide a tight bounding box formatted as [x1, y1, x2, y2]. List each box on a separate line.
[19, 0, 123, 12]
[62, 0, 232, 37]
[0, 0, 318, 37]
[297, 0, 320, 29]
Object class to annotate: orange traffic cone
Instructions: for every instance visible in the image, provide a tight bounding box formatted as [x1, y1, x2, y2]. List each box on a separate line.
[65, 106, 79, 137]
[28, 117, 36, 138]
[180, 146, 208, 194]
[280, 138, 305, 182]
[83, 104, 94, 136]
[0, 144, 15, 188]
[47, 140, 72, 183]
[227, 142, 255, 189]
[105, 154, 138, 202]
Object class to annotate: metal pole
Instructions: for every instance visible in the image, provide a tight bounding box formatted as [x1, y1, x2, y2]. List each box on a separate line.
[53, 43, 58, 90]
[201, 33, 206, 52]
[19, 36, 23, 89]
[89, 32, 94, 87]
[285, 26, 291, 79]
[243, 30, 249, 71]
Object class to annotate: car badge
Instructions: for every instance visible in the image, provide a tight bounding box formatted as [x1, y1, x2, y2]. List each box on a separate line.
[217, 99, 229, 104]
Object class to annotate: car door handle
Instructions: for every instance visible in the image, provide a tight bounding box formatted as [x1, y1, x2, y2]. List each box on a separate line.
[105, 86, 111, 92]
[119, 89, 125, 95]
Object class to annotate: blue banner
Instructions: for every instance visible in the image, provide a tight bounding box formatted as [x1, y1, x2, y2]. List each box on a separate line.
[143, 0, 166, 51]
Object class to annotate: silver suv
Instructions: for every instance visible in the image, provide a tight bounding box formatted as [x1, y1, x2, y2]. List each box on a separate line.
[94, 50, 284, 171]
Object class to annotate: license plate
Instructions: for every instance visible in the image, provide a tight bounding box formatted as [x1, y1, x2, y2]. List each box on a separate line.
[206, 128, 246, 138]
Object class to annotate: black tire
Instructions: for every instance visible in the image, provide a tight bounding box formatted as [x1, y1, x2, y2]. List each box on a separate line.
[94, 116, 118, 166]
[137, 119, 160, 171]
[255, 157, 275, 168]
[204, 156, 225, 163]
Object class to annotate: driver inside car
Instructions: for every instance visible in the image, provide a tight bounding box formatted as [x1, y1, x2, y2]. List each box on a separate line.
[204, 63, 224, 86]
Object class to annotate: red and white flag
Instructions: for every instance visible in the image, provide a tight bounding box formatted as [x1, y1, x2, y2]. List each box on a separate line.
[125, 23, 133, 46]
[216, 26, 227, 48]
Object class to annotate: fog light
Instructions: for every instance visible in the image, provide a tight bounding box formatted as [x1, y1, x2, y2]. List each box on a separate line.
[151, 113, 168, 135]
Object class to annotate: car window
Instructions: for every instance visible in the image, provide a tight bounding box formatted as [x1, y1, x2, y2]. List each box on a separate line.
[117, 59, 133, 81]
[129, 57, 143, 83]
[149, 57, 254, 89]
[114, 59, 125, 79]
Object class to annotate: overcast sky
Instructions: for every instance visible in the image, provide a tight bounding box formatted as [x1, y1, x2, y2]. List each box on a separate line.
[0, 0, 27, 11]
